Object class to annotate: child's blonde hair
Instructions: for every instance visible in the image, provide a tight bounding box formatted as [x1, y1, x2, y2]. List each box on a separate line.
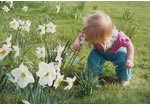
[82, 11, 114, 45]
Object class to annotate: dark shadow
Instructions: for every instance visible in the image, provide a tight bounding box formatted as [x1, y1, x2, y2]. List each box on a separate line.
[98, 75, 120, 85]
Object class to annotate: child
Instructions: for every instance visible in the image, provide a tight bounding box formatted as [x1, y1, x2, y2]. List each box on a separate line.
[73, 11, 134, 86]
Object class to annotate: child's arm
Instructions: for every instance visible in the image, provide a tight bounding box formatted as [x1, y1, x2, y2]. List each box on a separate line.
[73, 34, 81, 51]
[126, 41, 134, 68]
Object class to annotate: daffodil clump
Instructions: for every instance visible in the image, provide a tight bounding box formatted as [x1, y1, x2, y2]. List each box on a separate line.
[0, 2, 81, 104]
[2, 1, 13, 13]
[35, 61, 76, 90]
[9, 19, 31, 32]
[34, 44, 76, 89]
[0, 35, 20, 60]
[10, 61, 75, 89]
[37, 22, 56, 35]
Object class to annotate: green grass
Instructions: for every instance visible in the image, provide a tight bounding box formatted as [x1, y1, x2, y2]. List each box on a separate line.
[0, 1, 150, 104]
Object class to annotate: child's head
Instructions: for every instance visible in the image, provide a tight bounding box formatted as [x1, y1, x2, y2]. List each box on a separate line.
[82, 11, 114, 44]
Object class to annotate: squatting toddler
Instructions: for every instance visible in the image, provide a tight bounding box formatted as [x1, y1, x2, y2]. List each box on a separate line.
[73, 11, 134, 86]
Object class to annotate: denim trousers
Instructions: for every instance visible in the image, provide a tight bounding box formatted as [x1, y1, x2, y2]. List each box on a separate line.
[87, 47, 131, 80]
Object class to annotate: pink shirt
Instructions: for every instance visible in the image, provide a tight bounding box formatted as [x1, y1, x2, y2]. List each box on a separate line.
[79, 30, 130, 52]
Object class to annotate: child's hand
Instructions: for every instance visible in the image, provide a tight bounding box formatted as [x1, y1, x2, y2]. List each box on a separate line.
[125, 59, 134, 69]
[73, 39, 81, 51]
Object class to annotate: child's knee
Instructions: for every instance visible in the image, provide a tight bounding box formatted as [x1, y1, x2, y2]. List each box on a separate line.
[119, 56, 126, 66]
[116, 52, 127, 66]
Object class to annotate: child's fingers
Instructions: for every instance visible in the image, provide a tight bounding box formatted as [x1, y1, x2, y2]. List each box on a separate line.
[73, 45, 80, 51]
[126, 62, 133, 69]
[125, 59, 134, 68]
[76, 46, 80, 51]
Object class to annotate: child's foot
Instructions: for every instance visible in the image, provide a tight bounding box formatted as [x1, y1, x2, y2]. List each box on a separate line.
[120, 79, 130, 86]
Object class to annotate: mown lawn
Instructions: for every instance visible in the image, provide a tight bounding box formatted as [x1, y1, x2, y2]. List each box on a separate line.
[0, 1, 150, 104]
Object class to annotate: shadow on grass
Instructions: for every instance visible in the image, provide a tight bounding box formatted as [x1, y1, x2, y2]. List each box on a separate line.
[74, 74, 120, 98]
[98, 75, 120, 86]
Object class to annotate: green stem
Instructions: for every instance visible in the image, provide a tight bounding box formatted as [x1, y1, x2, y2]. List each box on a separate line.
[38, 86, 43, 104]
[65, 52, 76, 70]
[46, 87, 50, 104]
[15, 86, 19, 104]
[29, 85, 34, 104]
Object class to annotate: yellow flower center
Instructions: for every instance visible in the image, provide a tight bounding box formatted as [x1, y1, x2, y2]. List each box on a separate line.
[57, 79, 61, 84]
[50, 26, 53, 30]
[45, 72, 50, 77]
[59, 51, 63, 55]
[40, 50, 43, 54]
[13, 23, 16, 26]
[21, 72, 26, 78]
[72, 81, 75, 86]
[0, 49, 6, 55]
[59, 63, 62, 68]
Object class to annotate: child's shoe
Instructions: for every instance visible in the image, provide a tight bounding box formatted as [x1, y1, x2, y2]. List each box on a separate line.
[120, 79, 130, 86]
[95, 76, 100, 82]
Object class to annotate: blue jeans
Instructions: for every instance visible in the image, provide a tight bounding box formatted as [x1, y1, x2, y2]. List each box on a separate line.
[87, 47, 131, 80]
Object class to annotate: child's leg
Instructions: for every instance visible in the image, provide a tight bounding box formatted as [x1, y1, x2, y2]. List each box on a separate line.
[111, 47, 131, 80]
[87, 48, 105, 76]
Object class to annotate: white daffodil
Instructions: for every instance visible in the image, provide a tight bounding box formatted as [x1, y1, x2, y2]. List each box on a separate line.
[55, 54, 62, 62]
[54, 74, 64, 89]
[22, 6, 28, 12]
[64, 76, 76, 90]
[55, 61, 62, 73]
[80, 37, 89, 46]
[9, 19, 19, 30]
[11, 63, 35, 88]
[0, 44, 12, 60]
[46, 22, 56, 34]
[5, 35, 12, 48]
[8, 1, 13, 8]
[57, 45, 65, 56]
[10, 1, 13, 8]
[18, 19, 25, 30]
[36, 62, 57, 86]
[24, 20, 31, 32]
[36, 46, 45, 58]
[37, 24, 46, 35]
[56, 5, 60, 13]
[2, 5, 10, 13]
[55, 45, 65, 62]
[18, 19, 31, 32]
[13, 45, 19, 57]
[58, 61, 62, 69]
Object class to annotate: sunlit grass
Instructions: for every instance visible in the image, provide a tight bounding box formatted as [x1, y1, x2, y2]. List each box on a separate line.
[0, 1, 150, 104]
